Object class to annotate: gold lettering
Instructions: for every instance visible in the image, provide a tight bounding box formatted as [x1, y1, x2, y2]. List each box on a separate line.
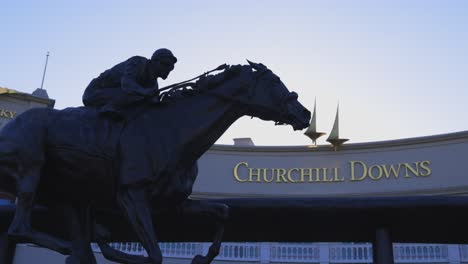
[0, 109, 7, 118]
[350, 161, 367, 181]
[419, 161, 432, 176]
[321, 168, 332, 182]
[403, 162, 419, 177]
[313, 168, 321, 182]
[262, 168, 268, 181]
[233, 162, 248, 182]
[263, 168, 274, 182]
[333, 167, 344, 182]
[276, 168, 288, 183]
[300, 168, 313, 182]
[287, 168, 299, 182]
[0, 109, 17, 119]
[368, 165, 383, 180]
[234, 160, 431, 184]
[248, 168, 263, 182]
[382, 164, 401, 179]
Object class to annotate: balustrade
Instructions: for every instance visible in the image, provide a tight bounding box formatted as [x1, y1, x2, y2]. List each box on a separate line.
[92, 242, 459, 263]
[329, 243, 373, 263]
[270, 243, 320, 263]
[215, 242, 260, 261]
[393, 244, 448, 263]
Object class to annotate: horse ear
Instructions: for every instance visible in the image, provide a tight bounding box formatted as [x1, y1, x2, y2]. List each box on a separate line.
[246, 59, 257, 68]
[246, 59, 268, 71]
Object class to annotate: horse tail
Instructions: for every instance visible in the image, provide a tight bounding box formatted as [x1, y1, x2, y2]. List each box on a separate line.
[0, 107, 52, 199]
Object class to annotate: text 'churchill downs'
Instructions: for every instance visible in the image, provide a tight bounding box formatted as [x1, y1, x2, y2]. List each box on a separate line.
[233, 160, 431, 183]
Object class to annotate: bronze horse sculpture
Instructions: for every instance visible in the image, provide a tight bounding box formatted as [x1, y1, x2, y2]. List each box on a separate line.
[0, 61, 311, 264]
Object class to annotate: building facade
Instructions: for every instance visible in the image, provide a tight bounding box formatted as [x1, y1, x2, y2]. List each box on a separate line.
[0, 87, 54, 130]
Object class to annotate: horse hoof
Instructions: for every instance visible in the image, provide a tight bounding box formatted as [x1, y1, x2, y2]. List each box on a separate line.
[191, 254, 210, 264]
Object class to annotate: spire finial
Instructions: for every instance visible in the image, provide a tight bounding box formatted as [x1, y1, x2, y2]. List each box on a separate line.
[326, 102, 348, 151]
[304, 97, 326, 145]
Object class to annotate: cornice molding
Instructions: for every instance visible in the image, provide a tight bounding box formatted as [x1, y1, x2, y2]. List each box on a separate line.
[209, 130, 468, 153]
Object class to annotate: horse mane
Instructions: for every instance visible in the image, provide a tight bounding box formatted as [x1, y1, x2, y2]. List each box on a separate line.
[160, 64, 252, 102]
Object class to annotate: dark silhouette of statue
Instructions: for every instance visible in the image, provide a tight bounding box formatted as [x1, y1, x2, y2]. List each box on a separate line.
[0, 60, 311, 264]
[83, 48, 177, 117]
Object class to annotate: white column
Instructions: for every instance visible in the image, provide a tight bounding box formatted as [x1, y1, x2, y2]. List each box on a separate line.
[319, 243, 330, 264]
[448, 245, 461, 264]
[260, 242, 271, 263]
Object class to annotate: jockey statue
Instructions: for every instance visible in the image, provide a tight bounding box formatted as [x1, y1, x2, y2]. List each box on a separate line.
[82, 48, 177, 118]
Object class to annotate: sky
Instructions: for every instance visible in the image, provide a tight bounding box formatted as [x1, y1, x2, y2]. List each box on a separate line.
[2, 0, 468, 146]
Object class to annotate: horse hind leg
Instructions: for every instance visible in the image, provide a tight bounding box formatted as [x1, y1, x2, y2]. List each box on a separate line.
[8, 166, 71, 255]
[8, 164, 40, 238]
[2, 108, 69, 253]
[97, 241, 152, 264]
[178, 199, 229, 264]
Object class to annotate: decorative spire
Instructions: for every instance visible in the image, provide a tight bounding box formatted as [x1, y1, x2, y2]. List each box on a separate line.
[326, 103, 348, 151]
[304, 98, 326, 145]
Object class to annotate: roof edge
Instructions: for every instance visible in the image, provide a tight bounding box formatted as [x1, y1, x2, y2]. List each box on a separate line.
[211, 130, 468, 152]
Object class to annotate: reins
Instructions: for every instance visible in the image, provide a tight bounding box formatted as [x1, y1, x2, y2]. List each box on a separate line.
[157, 66, 297, 126]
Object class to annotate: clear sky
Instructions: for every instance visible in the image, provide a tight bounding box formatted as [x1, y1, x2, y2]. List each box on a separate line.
[2, 0, 468, 146]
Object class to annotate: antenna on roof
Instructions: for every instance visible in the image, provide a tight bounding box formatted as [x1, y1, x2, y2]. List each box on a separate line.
[40, 52, 50, 90]
[32, 52, 51, 99]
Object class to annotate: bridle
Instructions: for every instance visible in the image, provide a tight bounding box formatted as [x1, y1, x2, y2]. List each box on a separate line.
[160, 66, 298, 125]
[197, 68, 299, 125]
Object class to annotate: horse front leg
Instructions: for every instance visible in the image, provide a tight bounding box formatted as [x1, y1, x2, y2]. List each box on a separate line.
[178, 199, 229, 264]
[117, 187, 162, 264]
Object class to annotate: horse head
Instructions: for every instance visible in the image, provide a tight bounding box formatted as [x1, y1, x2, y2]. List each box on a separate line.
[245, 60, 311, 130]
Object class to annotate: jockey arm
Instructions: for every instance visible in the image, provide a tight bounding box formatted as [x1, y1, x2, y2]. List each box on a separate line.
[121, 57, 155, 97]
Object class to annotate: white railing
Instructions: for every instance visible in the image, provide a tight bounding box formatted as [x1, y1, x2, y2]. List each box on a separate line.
[92, 242, 461, 263]
[270, 243, 320, 263]
[329, 243, 373, 263]
[393, 244, 448, 263]
[103, 242, 259, 261]
[215, 242, 260, 261]
[107, 242, 146, 256]
[104, 242, 202, 259]
[160, 242, 203, 258]
[460, 245, 468, 262]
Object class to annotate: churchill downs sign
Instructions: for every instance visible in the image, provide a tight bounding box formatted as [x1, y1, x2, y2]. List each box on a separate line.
[233, 160, 432, 183]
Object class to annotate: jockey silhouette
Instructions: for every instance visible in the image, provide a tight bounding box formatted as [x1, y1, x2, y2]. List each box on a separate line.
[83, 48, 177, 118]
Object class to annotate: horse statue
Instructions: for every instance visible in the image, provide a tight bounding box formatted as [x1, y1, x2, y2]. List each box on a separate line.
[0, 61, 311, 264]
